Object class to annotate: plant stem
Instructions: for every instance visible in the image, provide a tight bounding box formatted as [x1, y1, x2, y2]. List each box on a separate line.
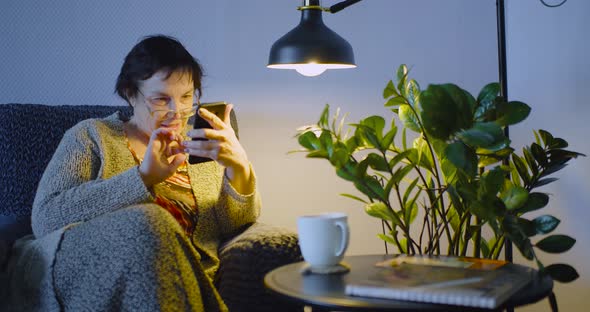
[384, 149, 419, 254]
[460, 215, 472, 256]
[490, 236, 505, 260]
[342, 161, 410, 235]
[473, 217, 481, 258]
[391, 231, 405, 254]
[395, 185, 416, 254]
[450, 209, 470, 255]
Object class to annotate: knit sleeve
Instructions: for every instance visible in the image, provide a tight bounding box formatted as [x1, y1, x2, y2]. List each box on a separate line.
[31, 121, 153, 238]
[214, 163, 261, 238]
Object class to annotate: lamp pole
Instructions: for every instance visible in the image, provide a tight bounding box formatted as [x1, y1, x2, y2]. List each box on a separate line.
[495, 0, 514, 264]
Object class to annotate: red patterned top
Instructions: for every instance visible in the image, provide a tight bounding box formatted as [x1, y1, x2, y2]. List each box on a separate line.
[125, 135, 198, 236]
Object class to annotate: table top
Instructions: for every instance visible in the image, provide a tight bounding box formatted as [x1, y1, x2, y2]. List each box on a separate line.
[264, 254, 554, 312]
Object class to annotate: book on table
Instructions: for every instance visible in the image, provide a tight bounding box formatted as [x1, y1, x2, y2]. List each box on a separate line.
[344, 255, 534, 309]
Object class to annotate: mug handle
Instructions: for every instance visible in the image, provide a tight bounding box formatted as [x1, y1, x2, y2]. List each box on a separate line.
[334, 220, 350, 257]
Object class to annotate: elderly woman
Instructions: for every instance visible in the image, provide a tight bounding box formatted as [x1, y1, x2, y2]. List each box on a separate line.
[20, 35, 261, 311]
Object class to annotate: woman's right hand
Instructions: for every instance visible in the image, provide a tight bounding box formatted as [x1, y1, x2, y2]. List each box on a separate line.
[138, 128, 186, 188]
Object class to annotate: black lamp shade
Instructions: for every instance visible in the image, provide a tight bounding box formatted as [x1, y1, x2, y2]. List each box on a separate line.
[268, 8, 356, 75]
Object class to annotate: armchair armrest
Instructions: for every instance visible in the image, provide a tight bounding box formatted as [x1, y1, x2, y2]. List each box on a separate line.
[217, 222, 303, 312]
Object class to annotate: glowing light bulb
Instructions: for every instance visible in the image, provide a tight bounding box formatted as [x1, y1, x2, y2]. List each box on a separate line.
[294, 64, 328, 77]
[267, 63, 356, 77]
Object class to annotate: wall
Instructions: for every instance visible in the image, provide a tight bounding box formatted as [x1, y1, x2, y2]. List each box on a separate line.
[506, 1, 590, 311]
[1, 0, 587, 311]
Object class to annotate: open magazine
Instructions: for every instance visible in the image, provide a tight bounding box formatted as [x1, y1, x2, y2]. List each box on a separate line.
[345, 255, 534, 309]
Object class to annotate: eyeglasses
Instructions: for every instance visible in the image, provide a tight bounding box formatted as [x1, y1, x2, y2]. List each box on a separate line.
[137, 89, 199, 120]
[145, 103, 199, 120]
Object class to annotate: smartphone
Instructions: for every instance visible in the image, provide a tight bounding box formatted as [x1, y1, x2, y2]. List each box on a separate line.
[188, 101, 228, 164]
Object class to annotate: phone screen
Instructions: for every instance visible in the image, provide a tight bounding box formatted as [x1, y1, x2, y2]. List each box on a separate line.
[188, 101, 228, 164]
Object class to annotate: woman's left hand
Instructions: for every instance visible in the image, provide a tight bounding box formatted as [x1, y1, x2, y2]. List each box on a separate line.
[183, 104, 253, 194]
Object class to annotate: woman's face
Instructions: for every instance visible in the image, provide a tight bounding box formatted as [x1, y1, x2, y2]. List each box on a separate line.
[129, 70, 196, 138]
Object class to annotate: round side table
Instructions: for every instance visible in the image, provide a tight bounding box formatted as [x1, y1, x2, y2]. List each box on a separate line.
[264, 254, 553, 312]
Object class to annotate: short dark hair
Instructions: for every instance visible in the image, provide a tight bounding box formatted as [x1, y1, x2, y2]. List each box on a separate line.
[115, 35, 204, 104]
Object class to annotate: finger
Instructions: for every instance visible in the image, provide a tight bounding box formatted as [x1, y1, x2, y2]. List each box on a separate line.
[223, 104, 233, 125]
[184, 146, 219, 160]
[153, 127, 174, 137]
[170, 147, 185, 155]
[170, 153, 187, 169]
[186, 128, 206, 140]
[149, 128, 176, 145]
[186, 128, 224, 141]
[196, 148, 218, 160]
[183, 139, 219, 150]
[198, 108, 225, 130]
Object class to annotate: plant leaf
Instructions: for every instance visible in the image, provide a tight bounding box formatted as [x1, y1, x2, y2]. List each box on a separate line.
[516, 192, 550, 214]
[541, 163, 568, 178]
[412, 136, 434, 171]
[399, 104, 421, 132]
[502, 215, 535, 260]
[517, 217, 537, 237]
[402, 177, 420, 205]
[336, 161, 357, 182]
[306, 150, 329, 159]
[385, 96, 406, 107]
[477, 82, 500, 109]
[420, 84, 464, 141]
[377, 233, 398, 245]
[533, 215, 560, 235]
[367, 175, 387, 201]
[355, 125, 380, 149]
[329, 147, 349, 168]
[533, 130, 541, 146]
[536, 235, 576, 253]
[383, 80, 398, 99]
[365, 153, 390, 172]
[548, 149, 586, 163]
[477, 147, 514, 167]
[512, 154, 531, 186]
[339, 193, 368, 204]
[480, 167, 506, 196]
[445, 142, 478, 178]
[402, 127, 408, 150]
[530, 143, 548, 166]
[319, 130, 333, 156]
[405, 79, 421, 108]
[523, 147, 539, 177]
[545, 263, 579, 283]
[389, 150, 413, 169]
[495, 100, 531, 126]
[405, 202, 418, 225]
[457, 122, 506, 150]
[298, 131, 321, 150]
[396, 65, 409, 97]
[538, 129, 554, 147]
[532, 177, 559, 188]
[360, 116, 386, 140]
[500, 185, 529, 211]
[391, 164, 414, 185]
[365, 202, 399, 226]
[549, 138, 569, 149]
[381, 124, 397, 151]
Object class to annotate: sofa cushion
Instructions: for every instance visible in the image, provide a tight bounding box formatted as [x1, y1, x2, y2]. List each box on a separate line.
[217, 222, 303, 312]
[0, 104, 131, 241]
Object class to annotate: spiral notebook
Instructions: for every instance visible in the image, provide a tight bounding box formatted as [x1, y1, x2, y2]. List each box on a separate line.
[345, 256, 534, 309]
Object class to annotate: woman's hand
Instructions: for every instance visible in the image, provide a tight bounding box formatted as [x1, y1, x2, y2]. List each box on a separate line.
[139, 128, 186, 188]
[183, 104, 254, 194]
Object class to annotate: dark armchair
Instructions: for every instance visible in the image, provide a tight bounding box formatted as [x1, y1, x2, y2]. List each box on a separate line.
[0, 103, 303, 312]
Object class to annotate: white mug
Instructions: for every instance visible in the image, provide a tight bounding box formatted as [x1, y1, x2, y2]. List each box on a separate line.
[297, 212, 350, 268]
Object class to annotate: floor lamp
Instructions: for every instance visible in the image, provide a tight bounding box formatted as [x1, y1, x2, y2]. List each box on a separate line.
[268, 0, 566, 258]
[268, 0, 515, 260]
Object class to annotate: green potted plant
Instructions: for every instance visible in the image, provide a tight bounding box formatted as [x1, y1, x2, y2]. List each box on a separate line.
[294, 64, 583, 285]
